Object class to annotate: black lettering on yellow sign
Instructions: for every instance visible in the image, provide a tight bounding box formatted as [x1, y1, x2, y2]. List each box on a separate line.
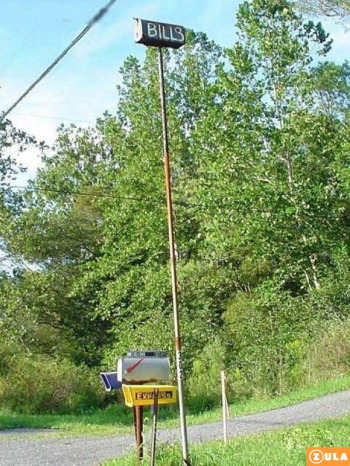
[135, 391, 174, 401]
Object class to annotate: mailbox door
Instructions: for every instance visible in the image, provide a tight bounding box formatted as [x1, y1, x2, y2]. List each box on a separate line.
[117, 357, 170, 383]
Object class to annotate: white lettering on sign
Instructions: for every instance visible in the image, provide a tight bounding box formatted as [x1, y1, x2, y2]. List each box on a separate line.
[174, 26, 185, 42]
[147, 22, 158, 38]
[162, 25, 170, 41]
[135, 19, 185, 48]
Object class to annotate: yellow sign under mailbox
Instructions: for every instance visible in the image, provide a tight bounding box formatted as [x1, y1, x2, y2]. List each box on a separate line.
[122, 384, 177, 407]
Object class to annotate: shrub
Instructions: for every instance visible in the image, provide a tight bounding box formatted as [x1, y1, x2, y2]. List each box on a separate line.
[0, 355, 107, 414]
[186, 338, 226, 412]
[306, 319, 350, 381]
[222, 288, 320, 396]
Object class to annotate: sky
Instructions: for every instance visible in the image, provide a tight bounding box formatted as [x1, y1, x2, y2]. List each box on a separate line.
[0, 0, 349, 184]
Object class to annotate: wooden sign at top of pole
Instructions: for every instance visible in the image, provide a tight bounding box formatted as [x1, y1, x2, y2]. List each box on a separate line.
[134, 18, 185, 48]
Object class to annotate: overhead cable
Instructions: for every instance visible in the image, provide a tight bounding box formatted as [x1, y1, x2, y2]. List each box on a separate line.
[6, 186, 345, 219]
[0, 0, 117, 122]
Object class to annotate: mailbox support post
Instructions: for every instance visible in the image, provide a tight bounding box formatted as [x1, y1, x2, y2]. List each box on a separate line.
[133, 405, 144, 463]
[158, 46, 189, 464]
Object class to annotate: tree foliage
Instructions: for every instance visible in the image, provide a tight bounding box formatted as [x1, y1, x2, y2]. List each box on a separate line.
[0, 119, 36, 270]
[1, 1, 350, 410]
[297, 0, 350, 20]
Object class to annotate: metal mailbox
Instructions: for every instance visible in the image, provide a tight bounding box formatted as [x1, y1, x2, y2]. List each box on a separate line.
[122, 384, 177, 407]
[117, 350, 170, 384]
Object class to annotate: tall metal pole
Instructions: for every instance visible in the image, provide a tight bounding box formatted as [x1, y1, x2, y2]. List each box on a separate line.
[158, 46, 189, 464]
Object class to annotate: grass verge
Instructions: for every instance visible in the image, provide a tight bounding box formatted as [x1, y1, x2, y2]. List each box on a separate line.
[0, 374, 349, 438]
[106, 414, 350, 465]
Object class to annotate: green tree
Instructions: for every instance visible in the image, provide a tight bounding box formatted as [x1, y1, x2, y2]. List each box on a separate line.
[76, 35, 224, 366]
[2, 124, 115, 365]
[310, 61, 350, 118]
[1, 34, 224, 369]
[2, 4, 350, 400]
[0, 119, 35, 270]
[191, 0, 347, 293]
[297, 0, 350, 20]
[194, 0, 350, 392]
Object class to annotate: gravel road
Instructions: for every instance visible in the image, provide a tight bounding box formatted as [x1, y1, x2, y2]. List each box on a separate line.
[0, 390, 349, 466]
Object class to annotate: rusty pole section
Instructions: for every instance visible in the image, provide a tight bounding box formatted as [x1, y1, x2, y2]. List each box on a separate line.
[133, 405, 143, 464]
[158, 46, 189, 464]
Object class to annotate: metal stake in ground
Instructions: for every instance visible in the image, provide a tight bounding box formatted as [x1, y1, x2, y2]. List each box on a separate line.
[134, 18, 189, 465]
[150, 388, 159, 466]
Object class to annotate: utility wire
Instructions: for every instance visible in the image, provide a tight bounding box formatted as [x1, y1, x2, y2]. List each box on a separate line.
[11, 112, 96, 125]
[5, 185, 346, 220]
[0, 0, 117, 122]
[9, 185, 158, 203]
[0, 28, 37, 75]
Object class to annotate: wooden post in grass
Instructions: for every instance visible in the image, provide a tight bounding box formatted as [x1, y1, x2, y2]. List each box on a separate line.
[133, 405, 144, 463]
[221, 370, 228, 445]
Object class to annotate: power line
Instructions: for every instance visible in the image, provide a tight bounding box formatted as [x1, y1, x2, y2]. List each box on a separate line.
[7, 185, 209, 207]
[0, 28, 37, 75]
[6, 185, 347, 220]
[9, 185, 161, 203]
[11, 112, 96, 125]
[0, 0, 117, 122]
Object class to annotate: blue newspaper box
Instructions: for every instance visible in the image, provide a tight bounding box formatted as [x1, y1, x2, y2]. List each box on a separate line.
[100, 372, 122, 391]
